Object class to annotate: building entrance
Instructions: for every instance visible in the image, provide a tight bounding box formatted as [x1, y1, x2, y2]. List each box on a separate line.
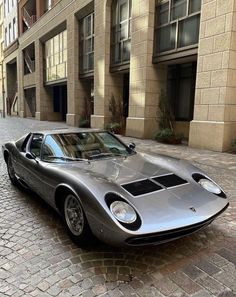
[53, 85, 67, 121]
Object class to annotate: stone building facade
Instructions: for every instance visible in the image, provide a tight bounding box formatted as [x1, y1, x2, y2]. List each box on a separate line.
[10, 0, 236, 152]
[0, 0, 5, 115]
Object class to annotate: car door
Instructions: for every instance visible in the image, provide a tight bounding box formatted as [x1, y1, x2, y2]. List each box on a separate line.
[23, 133, 52, 200]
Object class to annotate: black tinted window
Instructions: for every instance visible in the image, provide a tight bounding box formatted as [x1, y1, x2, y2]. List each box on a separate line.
[30, 134, 44, 157]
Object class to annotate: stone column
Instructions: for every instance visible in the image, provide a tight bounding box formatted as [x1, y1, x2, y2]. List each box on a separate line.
[126, 0, 167, 138]
[66, 15, 86, 127]
[91, 0, 123, 129]
[35, 39, 57, 121]
[189, 0, 236, 151]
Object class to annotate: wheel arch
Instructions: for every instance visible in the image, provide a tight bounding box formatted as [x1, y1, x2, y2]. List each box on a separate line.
[54, 184, 79, 213]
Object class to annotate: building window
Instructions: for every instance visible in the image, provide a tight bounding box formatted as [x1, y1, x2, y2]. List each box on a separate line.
[154, 0, 201, 55]
[4, 28, 7, 47]
[111, 0, 132, 67]
[45, 30, 67, 82]
[80, 12, 94, 74]
[8, 23, 11, 44]
[44, 0, 52, 12]
[4, 0, 6, 17]
[7, 0, 9, 13]
[167, 62, 196, 121]
[0, 25, 2, 40]
[13, 18, 16, 40]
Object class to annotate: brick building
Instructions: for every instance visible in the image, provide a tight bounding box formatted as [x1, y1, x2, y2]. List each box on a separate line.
[4, 0, 236, 152]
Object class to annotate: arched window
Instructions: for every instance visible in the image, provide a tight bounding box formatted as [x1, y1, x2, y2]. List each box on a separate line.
[111, 0, 132, 67]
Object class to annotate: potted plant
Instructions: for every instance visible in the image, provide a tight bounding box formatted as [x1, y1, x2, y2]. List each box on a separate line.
[106, 94, 124, 134]
[154, 91, 183, 144]
[79, 96, 92, 128]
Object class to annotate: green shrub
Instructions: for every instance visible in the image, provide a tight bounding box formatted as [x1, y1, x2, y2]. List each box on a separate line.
[105, 122, 121, 134]
[154, 128, 183, 144]
[79, 118, 90, 128]
[231, 139, 236, 149]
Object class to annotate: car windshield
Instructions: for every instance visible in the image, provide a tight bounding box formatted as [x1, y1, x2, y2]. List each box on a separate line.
[42, 131, 134, 161]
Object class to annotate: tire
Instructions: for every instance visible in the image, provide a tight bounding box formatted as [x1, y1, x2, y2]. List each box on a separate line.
[7, 156, 20, 187]
[62, 193, 94, 246]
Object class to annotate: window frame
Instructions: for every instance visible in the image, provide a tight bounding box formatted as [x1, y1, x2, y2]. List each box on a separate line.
[167, 62, 197, 121]
[110, 0, 132, 70]
[154, 0, 201, 58]
[45, 30, 67, 83]
[79, 12, 95, 76]
[26, 133, 45, 159]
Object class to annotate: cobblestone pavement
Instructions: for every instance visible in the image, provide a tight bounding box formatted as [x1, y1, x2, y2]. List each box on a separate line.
[0, 117, 236, 297]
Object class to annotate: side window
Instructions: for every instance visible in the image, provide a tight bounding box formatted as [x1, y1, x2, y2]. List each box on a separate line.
[30, 134, 44, 157]
[42, 135, 65, 160]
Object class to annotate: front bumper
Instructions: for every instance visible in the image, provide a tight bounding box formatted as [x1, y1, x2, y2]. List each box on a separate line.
[125, 203, 229, 246]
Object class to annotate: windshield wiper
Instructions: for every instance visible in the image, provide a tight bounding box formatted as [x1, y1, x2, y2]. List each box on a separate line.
[46, 156, 90, 163]
[88, 152, 113, 159]
[88, 152, 127, 160]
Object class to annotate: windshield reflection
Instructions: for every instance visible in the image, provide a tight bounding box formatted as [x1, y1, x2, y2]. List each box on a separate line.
[42, 132, 133, 161]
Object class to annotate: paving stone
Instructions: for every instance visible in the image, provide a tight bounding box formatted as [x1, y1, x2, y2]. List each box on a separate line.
[170, 271, 202, 295]
[217, 290, 236, 297]
[195, 259, 221, 276]
[216, 249, 236, 266]
[196, 275, 225, 295]
[182, 265, 204, 280]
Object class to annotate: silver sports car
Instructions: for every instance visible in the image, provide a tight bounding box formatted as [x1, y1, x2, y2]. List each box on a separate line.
[2, 129, 229, 246]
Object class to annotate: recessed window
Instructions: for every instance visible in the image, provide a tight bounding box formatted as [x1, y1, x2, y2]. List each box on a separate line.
[80, 12, 94, 74]
[4, 28, 7, 47]
[13, 18, 16, 40]
[45, 30, 67, 82]
[111, 0, 132, 67]
[154, 0, 201, 56]
[167, 62, 197, 121]
[8, 23, 11, 45]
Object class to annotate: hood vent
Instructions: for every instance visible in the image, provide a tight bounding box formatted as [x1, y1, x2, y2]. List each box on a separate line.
[152, 174, 188, 188]
[122, 179, 163, 196]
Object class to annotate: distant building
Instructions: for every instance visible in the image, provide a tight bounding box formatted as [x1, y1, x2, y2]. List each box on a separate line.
[12, 0, 236, 152]
[3, 0, 18, 116]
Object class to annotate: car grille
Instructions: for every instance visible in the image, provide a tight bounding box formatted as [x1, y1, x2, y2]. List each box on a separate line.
[152, 173, 188, 188]
[121, 179, 163, 196]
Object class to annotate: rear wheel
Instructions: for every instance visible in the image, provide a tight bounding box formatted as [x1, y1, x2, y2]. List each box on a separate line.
[62, 193, 94, 246]
[7, 156, 19, 186]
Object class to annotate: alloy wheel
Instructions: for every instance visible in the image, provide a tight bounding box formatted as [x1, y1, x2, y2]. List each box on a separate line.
[64, 194, 84, 236]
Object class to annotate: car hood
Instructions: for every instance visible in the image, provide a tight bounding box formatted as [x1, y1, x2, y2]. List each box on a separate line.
[59, 152, 179, 182]
[52, 153, 228, 234]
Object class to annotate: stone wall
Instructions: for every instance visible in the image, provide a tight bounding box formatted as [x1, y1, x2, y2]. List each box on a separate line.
[189, 0, 236, 151]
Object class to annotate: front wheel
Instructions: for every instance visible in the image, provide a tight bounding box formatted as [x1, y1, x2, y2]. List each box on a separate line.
[62, 193, 94, 246]
[7, 156, 20, 186]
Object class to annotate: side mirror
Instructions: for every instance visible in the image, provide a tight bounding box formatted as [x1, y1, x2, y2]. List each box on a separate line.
[26, 152, 37, 160]
[128, 142, 136, 150]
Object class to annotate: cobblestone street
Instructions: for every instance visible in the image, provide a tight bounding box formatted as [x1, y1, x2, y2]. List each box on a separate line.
[0, 117, 236, 297]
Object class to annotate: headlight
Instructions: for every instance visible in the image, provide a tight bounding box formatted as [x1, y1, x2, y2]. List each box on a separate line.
[198, 178, 221, 195]
[110, 201, 137, 224]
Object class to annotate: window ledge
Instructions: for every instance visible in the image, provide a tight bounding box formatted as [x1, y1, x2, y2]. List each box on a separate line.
[153, 47, 198, 64]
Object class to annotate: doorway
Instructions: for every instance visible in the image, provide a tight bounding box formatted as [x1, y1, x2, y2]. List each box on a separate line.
[53, 85, 67, 121]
